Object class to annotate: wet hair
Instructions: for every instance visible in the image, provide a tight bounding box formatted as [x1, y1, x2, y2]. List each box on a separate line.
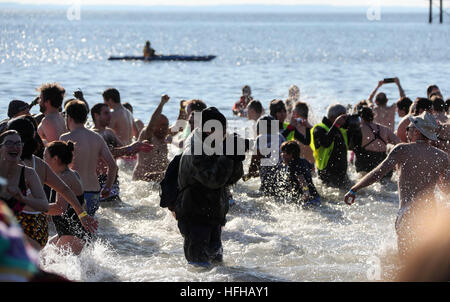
[397, 97, 413, 113]
[358, 106, 374, 123]
[247, 100, 263, 114]
[256, 115, 276, 136]
[242, 85, 251, 95]
[91, 103, 108, 122]
[375, 92, 387, 106]
[187, 99, 207, 112]
[293, 101, 309, 119]
[431, 97, 445, 113]
[65, 100, 88, 124]
[426, 84, 440, 98]
[269, 99, 286, 117]
[413, 98, 432, 116]
[6, 117, 38, 160]
[281, 140, 301, 159]
[123, 102, 133, 113]
[47, 140, 75, 165]
[0, 130, 20, 145]
[102, 88, 121, 103]
[201, 107, 226, 130]
[38, 83, 65, 109]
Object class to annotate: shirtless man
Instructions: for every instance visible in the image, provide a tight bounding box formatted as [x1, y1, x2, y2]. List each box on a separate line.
[133, 95, 170, 182]
[37, 83, 68, 145]
[91, 103, 153, 201]
[344, 112, 449, 257]
[123, 102, 145, 135]
[102, 88, 138, 145]
[60, 100, 118, 216]
[367, 77, 406, 131]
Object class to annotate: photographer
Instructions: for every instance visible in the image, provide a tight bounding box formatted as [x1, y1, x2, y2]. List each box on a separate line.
[310, 104, 361, 188]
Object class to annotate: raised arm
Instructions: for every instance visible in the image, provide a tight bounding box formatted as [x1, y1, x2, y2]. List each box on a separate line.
[368, 80, 384, 103]
[394, 77, 406, 99]
[142, 94, 170, 141]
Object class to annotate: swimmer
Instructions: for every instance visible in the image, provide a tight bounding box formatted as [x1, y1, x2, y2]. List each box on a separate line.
[345, 112, 449, 257]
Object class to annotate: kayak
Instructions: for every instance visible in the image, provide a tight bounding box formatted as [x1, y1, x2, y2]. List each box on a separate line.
[108, 55, 216, 62]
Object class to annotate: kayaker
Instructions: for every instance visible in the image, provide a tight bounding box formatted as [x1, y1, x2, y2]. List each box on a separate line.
[143, 41, 155, 59]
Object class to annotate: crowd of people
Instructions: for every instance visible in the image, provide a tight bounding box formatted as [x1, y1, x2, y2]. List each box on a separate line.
[0, 79, 449, 281]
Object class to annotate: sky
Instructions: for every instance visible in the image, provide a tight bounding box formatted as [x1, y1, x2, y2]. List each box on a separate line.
[0, 0, 430, 7]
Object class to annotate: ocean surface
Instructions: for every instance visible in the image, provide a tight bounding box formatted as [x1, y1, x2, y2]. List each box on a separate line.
[1, 6, 449, 282]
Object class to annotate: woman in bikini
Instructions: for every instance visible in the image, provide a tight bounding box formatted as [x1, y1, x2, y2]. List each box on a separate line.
[0, 130, 49, 250]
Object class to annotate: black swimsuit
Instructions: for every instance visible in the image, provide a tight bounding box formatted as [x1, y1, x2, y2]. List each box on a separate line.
[3, 167, 27, 215]
[50, 190, 91, 240]
[355, 124, 389, 173]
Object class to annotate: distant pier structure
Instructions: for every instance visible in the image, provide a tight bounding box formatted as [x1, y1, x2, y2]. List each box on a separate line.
[429, 0, 446, 23]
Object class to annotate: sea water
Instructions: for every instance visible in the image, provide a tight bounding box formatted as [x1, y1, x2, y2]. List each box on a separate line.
[1, 6, 449, 281]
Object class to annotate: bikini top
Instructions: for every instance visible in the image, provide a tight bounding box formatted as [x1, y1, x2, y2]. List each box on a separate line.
[362, 123, 387, 150]
[3, 167, 27, 215]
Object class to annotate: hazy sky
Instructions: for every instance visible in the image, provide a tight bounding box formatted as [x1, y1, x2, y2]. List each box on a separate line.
[0, 0, 429, 7]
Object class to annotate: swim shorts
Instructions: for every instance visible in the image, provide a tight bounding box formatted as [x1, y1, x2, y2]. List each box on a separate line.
[16, 211, 49, 248]
[84, 191, 100, 216]
[98, 174, 121, 203]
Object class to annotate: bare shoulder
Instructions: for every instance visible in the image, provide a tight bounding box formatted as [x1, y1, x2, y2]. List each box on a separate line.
[389, 142, 409, 155]
[59, 132, 72, 141]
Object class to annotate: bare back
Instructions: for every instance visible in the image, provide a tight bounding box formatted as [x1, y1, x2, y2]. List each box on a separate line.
[361, 122, 400, 152]
[373, 105, 396, 131]
[394, 143, 448, 209]
[60, 128, 110, 191]
[133, 129, 168, 181]
[110, 106, 135, 145]
[37, 112, 67, 144]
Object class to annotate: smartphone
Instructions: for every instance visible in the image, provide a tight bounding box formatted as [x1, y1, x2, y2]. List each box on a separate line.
[383, 78, 396, 84]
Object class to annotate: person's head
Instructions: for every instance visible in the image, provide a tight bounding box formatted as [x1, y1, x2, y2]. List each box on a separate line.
[8, 100, 30, 119]
[123, 102, 133, 113]
[430, 96, 445, 114]
[445, 98, 450, 114]
[412, 98, 433, 116]
[65, 100, 88, 130]
[269, 99, 287, 122]
[153, 115, 169, 140]
[406, 112, 438, 142]
[397, 97, 413, 118]
[102, 88, 121, 107]
[375, 92, 388, 107]
[358, 106, 374, 123]
[280, 140, 301, 164]
[246, 100, 263, 121]
[426, 84, 441, 99]
[0, 130, 23, 163]
[146, 41, 150, 46]
[288, 85, 300, 100]
[186, 99, 206, 118]
[326, 103, 347, 123]
[44, 140, 75, 171]
[91, 103, 111, 128]
[292, 101, 309, 119]
[242, 85, 251, 97]
[37, 83, 65, 114]
[201, 107, 227, 139]
[6, 117, 38, 160]
[256, 115, 276, 136]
